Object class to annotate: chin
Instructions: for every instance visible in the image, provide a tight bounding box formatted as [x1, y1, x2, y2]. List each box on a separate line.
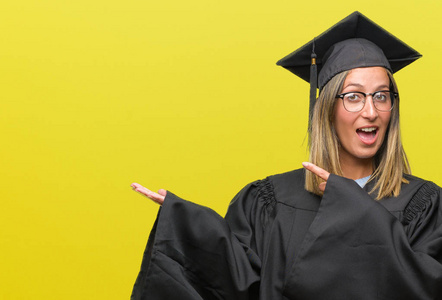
[353, 148, 380, 160]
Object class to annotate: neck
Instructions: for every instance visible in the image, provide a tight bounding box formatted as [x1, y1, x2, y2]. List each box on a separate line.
[339, 154, 373, 180]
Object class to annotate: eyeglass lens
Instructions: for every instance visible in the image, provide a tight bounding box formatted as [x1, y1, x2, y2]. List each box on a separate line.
[342, 91, 393, 112]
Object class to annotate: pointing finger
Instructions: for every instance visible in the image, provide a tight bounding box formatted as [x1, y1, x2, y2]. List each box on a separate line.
[302, 162, 330, 181]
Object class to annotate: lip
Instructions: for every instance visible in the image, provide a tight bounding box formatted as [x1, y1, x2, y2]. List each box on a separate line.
[356, 126, 379, 145]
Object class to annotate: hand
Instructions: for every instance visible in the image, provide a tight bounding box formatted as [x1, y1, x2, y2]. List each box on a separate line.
[302, 162, 330, 192]
[131, 183, 166, 205]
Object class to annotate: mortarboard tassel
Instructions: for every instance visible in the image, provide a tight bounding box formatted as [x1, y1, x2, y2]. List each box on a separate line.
[309, 40, 317, 130]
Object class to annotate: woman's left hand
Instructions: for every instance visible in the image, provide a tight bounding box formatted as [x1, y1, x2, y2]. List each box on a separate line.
[302, 162, 330, 192]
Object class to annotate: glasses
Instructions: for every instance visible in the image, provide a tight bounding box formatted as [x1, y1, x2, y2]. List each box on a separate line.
[336, 90, 397, 112]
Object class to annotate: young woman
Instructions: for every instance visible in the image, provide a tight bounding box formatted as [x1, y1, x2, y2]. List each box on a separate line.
[130, 12, 442, 299]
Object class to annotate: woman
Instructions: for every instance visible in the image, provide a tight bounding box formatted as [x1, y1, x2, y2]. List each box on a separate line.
[130, 12, 442, 299]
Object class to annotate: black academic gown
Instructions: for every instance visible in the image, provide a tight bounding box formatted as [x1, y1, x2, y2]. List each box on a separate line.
[131, 169, 442, 299]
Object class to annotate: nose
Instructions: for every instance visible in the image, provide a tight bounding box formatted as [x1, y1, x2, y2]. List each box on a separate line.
[360, 96, 378, 121]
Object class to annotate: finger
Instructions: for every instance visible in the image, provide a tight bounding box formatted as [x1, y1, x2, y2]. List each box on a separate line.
[318, 182, 327, 192]
[131, 182, 156, 196]
[157, 189, 167, 197]
[302, 162, 330, 181]
[131, 183, 165, 205]
[136, 188, 164, 205]
[131, 182, 143, 189]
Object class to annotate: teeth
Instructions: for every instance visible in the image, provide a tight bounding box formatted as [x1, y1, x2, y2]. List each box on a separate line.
[359, 127, 377, 132]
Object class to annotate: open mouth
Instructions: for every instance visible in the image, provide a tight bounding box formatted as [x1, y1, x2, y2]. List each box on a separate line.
[356, 127, 378, 142]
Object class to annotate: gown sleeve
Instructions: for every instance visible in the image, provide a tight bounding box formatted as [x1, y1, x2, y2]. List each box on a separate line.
[283, 175, 442, 300]
[131, 179, 276, 300]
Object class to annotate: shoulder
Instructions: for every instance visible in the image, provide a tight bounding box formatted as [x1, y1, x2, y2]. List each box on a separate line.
[265, 168, 321, 209]
[267, 168, 306, 185]
[235, 169, 305, 196]
[403, 173, 438, 187]
[230, 168, 317, 209]
[402, 174, 441, 198]
[374, 174, 440, 214]
[400, 174, 441, 225]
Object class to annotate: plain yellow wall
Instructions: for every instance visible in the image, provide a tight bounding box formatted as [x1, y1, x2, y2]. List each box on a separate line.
[1, 0, 441, 299]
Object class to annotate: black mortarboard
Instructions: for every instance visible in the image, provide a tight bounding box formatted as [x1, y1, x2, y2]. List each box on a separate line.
[276, 11, 422, 123]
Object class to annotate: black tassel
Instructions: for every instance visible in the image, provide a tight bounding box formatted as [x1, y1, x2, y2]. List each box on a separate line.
[309, 40, 317, 130]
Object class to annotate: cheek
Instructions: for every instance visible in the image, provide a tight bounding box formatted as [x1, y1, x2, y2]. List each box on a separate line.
[333, 106, 355, 138]
[380, 112, 392, 132]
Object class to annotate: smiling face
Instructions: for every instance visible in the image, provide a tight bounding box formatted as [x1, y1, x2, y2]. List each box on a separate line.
[333, 67, 392, 166]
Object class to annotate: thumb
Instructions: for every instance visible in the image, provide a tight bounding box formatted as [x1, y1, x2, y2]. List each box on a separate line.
[319, 182, 327, 192]
[158, 189, 167, 197]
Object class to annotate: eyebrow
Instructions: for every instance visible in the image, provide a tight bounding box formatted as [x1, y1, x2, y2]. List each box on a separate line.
[342, 83, 363, 90]
[342, 83, 390, 91]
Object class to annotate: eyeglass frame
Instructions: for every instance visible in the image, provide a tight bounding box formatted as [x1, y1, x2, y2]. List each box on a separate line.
[335, 90, 398, 112]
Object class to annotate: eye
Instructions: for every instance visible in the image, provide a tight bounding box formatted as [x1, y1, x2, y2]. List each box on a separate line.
[373, 92, 388, 102]
[373, 93, 386, 101]
[344, 93, 361, 102]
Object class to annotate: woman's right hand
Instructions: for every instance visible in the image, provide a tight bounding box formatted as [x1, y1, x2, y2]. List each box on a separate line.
[302, 162, 330, 192]
[131, 183, 166, 205]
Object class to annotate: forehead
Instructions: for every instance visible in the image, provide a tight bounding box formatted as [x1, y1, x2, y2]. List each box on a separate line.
[343, 67, 390, 89]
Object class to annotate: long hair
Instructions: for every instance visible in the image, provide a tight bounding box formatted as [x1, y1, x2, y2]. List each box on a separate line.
[305, 69, 410, 200]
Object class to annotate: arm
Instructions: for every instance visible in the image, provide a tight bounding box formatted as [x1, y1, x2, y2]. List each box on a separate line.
[284, 165, 442, 299]
[131, 182, 270, 299]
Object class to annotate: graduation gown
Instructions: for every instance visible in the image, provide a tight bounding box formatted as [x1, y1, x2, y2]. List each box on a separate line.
[131, 169, 442, 299]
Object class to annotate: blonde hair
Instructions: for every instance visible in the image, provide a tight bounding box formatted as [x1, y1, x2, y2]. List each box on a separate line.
[305, 69, 410, 200]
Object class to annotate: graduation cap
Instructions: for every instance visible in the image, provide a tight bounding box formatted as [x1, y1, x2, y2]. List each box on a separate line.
[276, 11, 422, 123]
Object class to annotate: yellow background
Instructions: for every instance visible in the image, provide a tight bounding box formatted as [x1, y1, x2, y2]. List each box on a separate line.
[1, 0, 441, 298]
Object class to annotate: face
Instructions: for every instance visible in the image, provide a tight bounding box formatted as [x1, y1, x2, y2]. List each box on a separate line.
[333, 67, 392, 164]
